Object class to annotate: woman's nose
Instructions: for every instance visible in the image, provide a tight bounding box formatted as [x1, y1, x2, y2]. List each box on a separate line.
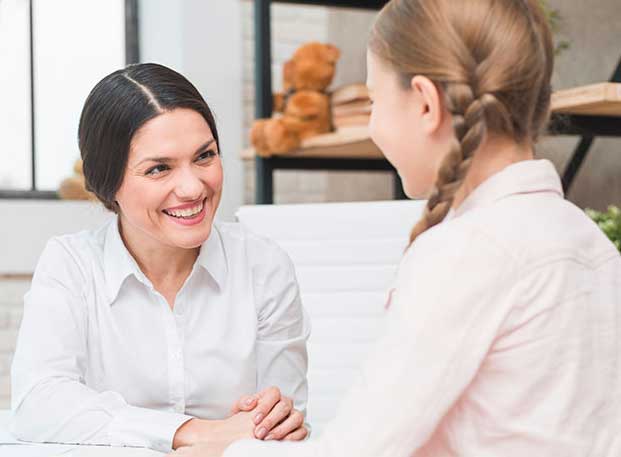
[174, 167, 204, 200]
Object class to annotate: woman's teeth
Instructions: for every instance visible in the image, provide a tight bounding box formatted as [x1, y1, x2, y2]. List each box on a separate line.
[164, 201, 204, 219]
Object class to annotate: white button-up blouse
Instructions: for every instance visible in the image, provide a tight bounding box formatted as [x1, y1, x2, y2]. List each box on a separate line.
[10, 219, 310, 453]
[223, 159, 621, 457]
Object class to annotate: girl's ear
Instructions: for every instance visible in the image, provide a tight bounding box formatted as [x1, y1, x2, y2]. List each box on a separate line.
[410, 75, 444, 135]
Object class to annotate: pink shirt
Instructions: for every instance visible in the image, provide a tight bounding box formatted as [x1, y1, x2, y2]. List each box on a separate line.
[225, 159, 621, 457]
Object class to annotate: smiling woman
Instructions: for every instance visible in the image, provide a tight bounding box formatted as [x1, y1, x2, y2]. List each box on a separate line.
[10, 63, 310, 453]
[112, 108, 222, 253]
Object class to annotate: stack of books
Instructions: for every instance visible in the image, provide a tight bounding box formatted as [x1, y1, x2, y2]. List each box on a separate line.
[331, 83, 372, 129]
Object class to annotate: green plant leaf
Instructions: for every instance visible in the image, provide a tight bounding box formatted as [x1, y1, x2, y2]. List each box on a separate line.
[538, 0, 570, 55]
[586, 206, 621, 253]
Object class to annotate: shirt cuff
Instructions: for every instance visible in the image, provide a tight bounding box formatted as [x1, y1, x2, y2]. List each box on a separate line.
[304, 422, 312, 440]
[106, 404, 192, 452]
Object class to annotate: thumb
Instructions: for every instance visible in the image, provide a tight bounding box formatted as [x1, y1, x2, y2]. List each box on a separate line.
[231, 394, 258, 415]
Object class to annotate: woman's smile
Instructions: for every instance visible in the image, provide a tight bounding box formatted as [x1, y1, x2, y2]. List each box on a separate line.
[162, 197, 208, 226]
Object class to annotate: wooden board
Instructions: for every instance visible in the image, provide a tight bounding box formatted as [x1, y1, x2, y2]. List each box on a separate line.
[241, 126, 384, 160]
[551, 83, 621, 116]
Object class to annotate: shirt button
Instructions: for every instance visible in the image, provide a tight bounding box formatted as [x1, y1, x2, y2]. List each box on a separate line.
[174, 403, 184, 413]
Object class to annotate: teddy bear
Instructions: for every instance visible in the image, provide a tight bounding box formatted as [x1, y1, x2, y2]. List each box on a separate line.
[58, 159, 95, 200]
[250, 42, 341, 157]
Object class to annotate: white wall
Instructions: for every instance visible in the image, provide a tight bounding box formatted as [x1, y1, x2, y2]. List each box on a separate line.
[140, 0, 245, 222]
[137, 0, 183, 71]
[0, 201, 111, 275]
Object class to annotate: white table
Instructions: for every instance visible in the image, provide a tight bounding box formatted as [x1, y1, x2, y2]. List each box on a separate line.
[1, 410, 164, 456]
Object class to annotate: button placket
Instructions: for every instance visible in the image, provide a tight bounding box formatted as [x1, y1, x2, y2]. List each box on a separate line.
[158, 293, 186, 414]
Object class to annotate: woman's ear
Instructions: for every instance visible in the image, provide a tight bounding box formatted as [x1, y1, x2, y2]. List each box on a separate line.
[410, 75, 444, 135]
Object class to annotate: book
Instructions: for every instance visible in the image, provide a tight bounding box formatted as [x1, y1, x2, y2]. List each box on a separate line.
[330, 83, 369, 106]
[333, 113, 371, 128]
[332, 100, 372, 117]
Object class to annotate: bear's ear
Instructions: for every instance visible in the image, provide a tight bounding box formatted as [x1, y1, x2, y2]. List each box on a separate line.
[322, 44, 341, 63]
[283, 59, 296, 91]
[74, 159, 84, 176]
[272, 93, 286, 113]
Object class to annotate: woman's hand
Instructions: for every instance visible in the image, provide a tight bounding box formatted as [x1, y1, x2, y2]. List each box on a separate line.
[172, 411, 255, 450]
[231, 386, 308, 441]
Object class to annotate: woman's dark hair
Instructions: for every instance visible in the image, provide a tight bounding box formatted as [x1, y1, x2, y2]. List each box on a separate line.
[78, 63, 220, 213]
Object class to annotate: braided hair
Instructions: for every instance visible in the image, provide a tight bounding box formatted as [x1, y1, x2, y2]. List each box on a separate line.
[369, 0, 554, 246]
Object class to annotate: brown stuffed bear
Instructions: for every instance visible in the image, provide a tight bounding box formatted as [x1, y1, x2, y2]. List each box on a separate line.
[58, 159, 95, 200]
[250, 42, 341, 157]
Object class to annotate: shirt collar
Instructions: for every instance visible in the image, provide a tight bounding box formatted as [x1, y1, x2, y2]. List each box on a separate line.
[448, 159, 564, 219]
[103, 219, 228, 305]
[196, 224, 228, 290]
[103, 216, 144, 305]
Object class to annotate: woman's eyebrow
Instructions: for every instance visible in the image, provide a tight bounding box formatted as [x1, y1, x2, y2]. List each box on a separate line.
[135, 139, 216, 166]
[195, 138, 216, 153]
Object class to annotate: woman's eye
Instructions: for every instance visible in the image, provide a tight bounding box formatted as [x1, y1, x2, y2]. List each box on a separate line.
[146, 164, 169, 176]
[196, 150, 217, 162]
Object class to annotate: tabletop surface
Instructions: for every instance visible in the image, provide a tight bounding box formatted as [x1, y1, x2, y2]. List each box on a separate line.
[1, 410, 164, 456]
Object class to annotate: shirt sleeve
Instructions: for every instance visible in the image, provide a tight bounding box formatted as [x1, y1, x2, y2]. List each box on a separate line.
[10, 239, 192, 453]
[224, 226, 517, 457]
[253, 241, 310, 416]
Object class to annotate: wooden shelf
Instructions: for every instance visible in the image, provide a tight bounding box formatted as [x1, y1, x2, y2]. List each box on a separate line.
[270, 0, 388, 9]
[244, 83, 621, 161]
[242, 125, 383, 160]
[551, 83, 621, 116]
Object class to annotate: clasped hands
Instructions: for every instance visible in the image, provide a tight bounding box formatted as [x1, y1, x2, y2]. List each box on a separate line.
[169, 386, 306, 456]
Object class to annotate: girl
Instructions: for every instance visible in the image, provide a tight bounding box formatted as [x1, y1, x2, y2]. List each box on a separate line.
[172, 0, 621, 456]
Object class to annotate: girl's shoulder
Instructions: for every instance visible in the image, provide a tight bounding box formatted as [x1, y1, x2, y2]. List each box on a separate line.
[409, 194, 618, 279]
[404, 214, 518, 279]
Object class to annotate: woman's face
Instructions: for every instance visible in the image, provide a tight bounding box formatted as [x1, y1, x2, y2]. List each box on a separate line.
[115, 108, 223, 251]
[366, 50, 453, 199]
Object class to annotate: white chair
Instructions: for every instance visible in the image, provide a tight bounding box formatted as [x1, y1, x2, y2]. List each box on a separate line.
[236, 199, 425, 435]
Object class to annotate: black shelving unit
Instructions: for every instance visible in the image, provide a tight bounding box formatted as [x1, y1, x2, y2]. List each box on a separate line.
[549, 56, 621, 193]
[253, 0, 398, 204]
[252, 0, 621, 203]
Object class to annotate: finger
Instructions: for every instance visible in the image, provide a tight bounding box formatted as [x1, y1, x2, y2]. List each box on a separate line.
[264, 410, 305, 441]
[252, 386, 282, 425]
[230, 394, 258, 415]
[255, 397, 293, 439]
[283, 426, 308, 442]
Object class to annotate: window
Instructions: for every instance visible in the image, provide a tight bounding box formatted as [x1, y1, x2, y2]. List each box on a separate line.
[0, 0, 138, 198]
[0, 0, 31, 191]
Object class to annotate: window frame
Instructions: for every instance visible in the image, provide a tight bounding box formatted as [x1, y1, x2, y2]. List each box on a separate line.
[0, 0, 140, 200]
